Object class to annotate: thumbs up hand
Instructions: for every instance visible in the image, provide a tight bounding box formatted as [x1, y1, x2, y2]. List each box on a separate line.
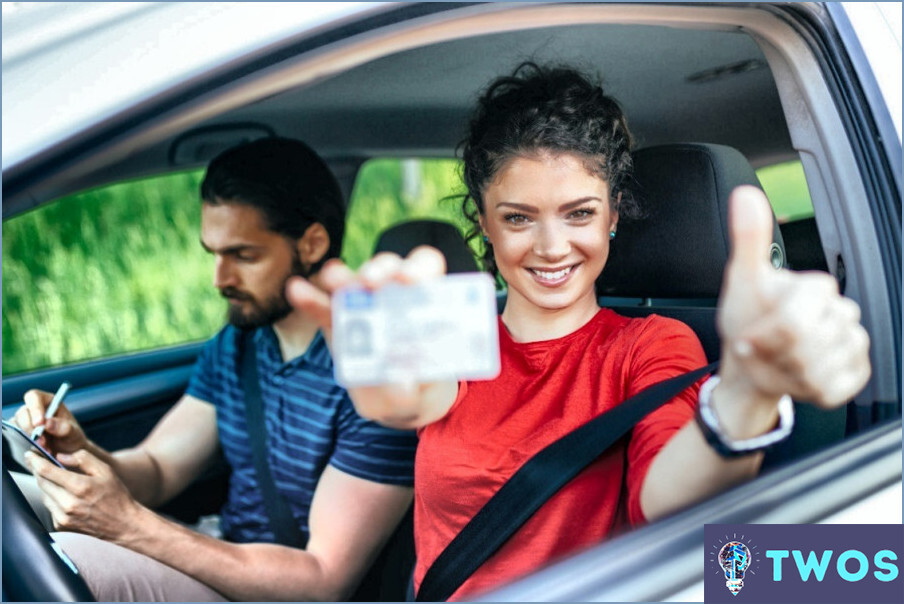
[715, 186, 870, 424]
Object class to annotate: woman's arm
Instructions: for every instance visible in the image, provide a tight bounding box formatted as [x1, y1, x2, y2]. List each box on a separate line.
[640, 186, 870, 521]
[287, 246, 460, 429]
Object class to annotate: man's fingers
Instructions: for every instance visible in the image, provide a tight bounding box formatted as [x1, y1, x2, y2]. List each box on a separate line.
[22, 389, 51, 428]
[44, 417, 71, 438]
[55, 449, 107, 478]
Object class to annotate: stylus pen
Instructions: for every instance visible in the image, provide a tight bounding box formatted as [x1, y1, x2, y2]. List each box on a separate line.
[30, 381, 71, 441]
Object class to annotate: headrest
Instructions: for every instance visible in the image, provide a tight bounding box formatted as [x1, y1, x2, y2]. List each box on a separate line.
[598, 143, 786, 298]
[373, 219, 479, 274]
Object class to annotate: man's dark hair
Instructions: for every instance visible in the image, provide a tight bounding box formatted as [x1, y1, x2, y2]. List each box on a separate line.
[200, 137, 345, 274]
[459, 62, 642, 276]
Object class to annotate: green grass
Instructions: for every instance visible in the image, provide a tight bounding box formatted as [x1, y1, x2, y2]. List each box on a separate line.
[2, 170, 224, 375]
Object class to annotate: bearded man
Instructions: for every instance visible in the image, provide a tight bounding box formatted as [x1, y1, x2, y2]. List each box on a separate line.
[13, 138, 417, 601]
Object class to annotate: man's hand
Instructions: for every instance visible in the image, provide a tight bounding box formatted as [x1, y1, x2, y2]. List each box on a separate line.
[286, 247, 458, 429]
[26, 449, 143, 544]
[716, 186, 871, 415]
[13, 389, 88, 455]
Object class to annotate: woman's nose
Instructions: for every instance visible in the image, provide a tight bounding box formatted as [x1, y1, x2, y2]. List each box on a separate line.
[532, 222, 571, 260]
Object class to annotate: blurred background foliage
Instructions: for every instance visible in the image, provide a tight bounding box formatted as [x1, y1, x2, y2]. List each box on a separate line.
[2, 157, 809, 376]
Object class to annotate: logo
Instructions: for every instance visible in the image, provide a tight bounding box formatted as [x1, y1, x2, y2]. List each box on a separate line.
[711, 535, 759, 596]
[703, 524, 902, 603]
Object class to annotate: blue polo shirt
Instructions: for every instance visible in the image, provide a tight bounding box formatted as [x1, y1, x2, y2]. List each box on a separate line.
[185, 324, 417, 544]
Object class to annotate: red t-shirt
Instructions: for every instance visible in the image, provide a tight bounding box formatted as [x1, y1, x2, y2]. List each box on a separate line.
[413, 308, 708, 600]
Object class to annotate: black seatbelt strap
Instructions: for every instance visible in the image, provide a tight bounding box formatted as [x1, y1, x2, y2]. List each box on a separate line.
[240, 330, 306, 548]
[416, 361, 718, 602]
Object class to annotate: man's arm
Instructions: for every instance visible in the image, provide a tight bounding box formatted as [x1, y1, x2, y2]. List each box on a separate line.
[111, 395, 220, 506]
[15, 390, 220, 508]
[28, 454, 412, 602]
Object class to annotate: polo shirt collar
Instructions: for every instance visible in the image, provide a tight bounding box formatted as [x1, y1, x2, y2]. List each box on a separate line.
[253, 325, 332, 371]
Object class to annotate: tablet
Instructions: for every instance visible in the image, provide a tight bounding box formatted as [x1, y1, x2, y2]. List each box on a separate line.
[2, 419, 65, 469]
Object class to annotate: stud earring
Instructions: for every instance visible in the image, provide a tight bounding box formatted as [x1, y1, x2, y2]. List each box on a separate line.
[609, 231, 616, 240]
[483, 234, 490, 243]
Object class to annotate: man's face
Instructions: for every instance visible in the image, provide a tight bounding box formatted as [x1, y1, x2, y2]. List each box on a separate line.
[200, 202, 307, 329]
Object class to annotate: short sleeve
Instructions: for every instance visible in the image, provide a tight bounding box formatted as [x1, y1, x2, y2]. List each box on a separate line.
[623, 316, 709, 525]
[184, 327, 232, 404]
[329, 394, 418, 486]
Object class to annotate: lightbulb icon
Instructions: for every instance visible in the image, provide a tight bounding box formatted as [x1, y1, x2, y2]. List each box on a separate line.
[718, 541, 751, 596]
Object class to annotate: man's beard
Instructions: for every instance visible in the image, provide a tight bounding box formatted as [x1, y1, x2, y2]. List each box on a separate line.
[222, 256, 309, 330]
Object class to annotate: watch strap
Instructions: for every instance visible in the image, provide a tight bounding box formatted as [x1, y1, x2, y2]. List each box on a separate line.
[695, 375, 794, 457]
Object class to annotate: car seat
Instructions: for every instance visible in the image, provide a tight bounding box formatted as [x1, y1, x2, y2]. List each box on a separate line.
[373, 219, 479, 274]
[601, 143, 846, 467]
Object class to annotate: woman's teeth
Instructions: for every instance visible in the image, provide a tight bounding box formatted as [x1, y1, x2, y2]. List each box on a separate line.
[532, 266, 572, 280]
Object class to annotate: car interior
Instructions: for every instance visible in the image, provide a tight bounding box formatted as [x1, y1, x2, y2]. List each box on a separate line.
[2, 3, 900, 602]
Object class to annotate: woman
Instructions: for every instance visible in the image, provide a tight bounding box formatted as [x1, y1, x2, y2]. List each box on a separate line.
[289, 63, 871, 600]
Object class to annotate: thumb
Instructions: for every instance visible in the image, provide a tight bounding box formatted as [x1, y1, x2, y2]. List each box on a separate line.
[725, 185, 776, 288]
[57, 449, 104, 476]
[45, 417, 72, 438]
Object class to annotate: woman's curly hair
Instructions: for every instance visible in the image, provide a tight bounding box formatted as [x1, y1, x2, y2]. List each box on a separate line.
[459, 62, 642, 276]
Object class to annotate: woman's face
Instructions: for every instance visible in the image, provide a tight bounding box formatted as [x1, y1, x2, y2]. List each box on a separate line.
[480, 151, 618, 318]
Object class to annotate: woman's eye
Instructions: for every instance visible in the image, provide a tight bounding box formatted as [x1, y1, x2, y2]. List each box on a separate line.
[569, 208, 596, 220]
[504, 213, 530, 225]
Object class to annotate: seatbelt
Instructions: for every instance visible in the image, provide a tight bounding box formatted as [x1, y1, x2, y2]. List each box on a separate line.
[240, 330, 306, 548]
[416, 361, 718, 602]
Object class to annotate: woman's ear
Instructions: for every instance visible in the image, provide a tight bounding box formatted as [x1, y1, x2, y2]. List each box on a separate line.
[610, 193, 621, 232]
[297, 222, 330, 269]
[478, 214, 490, 244]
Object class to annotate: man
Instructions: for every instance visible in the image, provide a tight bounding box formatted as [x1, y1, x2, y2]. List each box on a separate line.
[13, 137, 418, 601]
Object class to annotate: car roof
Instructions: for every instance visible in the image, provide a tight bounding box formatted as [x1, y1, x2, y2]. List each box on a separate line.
[3, 2, 800, 213]
[1, 1, 385, 171]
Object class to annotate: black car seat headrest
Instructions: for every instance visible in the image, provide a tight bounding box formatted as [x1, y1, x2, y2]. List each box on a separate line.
[373, 219, 479, 274]
[599, 143, 786, 299]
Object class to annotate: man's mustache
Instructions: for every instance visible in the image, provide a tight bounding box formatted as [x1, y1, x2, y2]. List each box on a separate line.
[220, 287, 254, 302]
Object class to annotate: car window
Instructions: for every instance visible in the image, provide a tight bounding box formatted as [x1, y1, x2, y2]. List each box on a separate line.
[755, 159, 815, 223]
[342, 158, 477, 269]
[2, 170, 223, 376]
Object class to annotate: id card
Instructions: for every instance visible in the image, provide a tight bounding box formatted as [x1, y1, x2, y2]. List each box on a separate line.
[332, 273, 500, 387]
[2, 420, 65, 469]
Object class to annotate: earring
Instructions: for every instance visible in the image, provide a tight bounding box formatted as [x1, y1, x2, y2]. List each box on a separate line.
[483, 235, 490, 244]
[609, 231, 616, 240]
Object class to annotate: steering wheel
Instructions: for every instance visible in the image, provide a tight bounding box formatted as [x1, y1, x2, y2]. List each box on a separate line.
[2, 462, 95, 602]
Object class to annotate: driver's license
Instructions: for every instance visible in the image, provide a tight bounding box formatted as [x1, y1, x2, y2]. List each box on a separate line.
[331, 273, 500, 387]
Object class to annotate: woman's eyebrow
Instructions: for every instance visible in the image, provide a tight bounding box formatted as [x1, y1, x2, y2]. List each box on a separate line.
[495, 201, 538, 212]
[559, 197, 604, 211]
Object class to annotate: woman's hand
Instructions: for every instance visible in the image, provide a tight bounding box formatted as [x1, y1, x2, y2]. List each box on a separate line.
[286, 246, 459, 429]
[715, 186, 871, 435]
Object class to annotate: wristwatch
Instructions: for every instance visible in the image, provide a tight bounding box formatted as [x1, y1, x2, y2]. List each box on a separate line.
[694, 375, 795, 457]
